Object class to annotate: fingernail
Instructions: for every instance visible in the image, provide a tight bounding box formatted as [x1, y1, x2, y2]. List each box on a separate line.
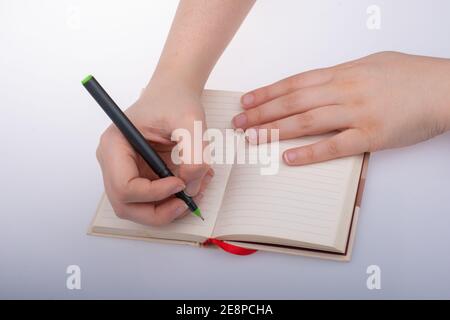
[196, 192, 205, 201]
[246, 128, 258, 145]
[242, 94, 254, 106]
[233, 113, 247, 128]
[185, 178, 202, 196]
[203, 174, 213, 186]
[284, 151, 297, 163]
[175, 203, 188, 217]
[172, 184, 185, 194]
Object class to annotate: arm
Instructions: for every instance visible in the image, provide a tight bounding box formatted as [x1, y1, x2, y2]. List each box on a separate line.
[151, 0, 256, 94]
[96, 0, 255, 226]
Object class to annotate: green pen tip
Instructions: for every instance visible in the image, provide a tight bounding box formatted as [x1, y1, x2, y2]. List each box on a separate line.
[194, 208, 204, 221]
[81, 74, 93, 85]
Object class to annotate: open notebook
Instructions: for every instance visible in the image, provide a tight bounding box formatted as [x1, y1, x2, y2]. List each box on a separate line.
[89, 90, 369, 261]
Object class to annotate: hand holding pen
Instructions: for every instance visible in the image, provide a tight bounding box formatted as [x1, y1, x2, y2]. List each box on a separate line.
[85, 76, 212, 226]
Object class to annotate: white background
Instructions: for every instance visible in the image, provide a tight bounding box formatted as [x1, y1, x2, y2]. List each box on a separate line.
[1, 0, 450, 299]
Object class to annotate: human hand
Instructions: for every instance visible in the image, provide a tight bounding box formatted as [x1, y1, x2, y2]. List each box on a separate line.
[96, 81, 212, 226]
[233, 52, 450, 165]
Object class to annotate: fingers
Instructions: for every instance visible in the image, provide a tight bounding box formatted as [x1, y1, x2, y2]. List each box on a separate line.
[248, 105, 353, 143]
[178, 163, 210, 196]
[116, 198, 188, 226]
[99, 134, 186, 203]
[98, 128, 191, 226]
[233, 83, 341, 130]
[200, 168, 215, 195]
[116, 177, 186, 203]
[106, 166, 215, 225]
[241, 67, 335, 109]
[176, 168, 214, 220]
[283, 129, 369, 166]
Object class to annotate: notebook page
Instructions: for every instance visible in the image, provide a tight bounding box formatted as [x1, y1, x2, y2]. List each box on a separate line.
[212, 138, 363, 252]
[91, 90, 241, 241]
[202, 90, 243, 129]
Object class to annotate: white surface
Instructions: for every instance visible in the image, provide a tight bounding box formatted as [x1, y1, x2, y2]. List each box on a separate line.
[1, 0, 450, 299]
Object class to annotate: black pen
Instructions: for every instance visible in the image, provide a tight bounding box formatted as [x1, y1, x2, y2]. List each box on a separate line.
[82, 75, 204, 221]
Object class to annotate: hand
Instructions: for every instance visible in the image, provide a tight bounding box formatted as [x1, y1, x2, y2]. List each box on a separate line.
[233, 52, 450, 165]
[96, 81, 212, 226]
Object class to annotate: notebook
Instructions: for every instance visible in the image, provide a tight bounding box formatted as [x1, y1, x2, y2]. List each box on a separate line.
[88, 90, 369, 261]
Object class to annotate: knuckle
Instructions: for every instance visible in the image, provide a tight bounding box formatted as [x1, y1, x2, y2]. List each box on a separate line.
[326, 140, 340, 156]
[377, 51, 399, 58]
[180, 164, 208, 181]
[97, 135, 107, 154]
[151, 214, 171, 226]
[149, 218, 165, 227]
[179, 166, 195, 177]
[327, 68, 338, 83]
[334, 65, 366, 86]
[99, 131, 108, 145]
[95, 146, 101, 162]
[358, 126, 380, 151]
[258, 87, 270, 101]
[183, 163, 206, 175]
[295, 88, 315, 109]
[303, 146, 315, 162]
[113, 205, 130, 220]
[358, 128, 378, 151]
[113, 184, 130, 203]
[99, 128, 113, 146]
[285, 76, 299, 91]
[336, 80, 362, 103]
[97, 128, 116, 156]
[296, 112, 315, 130]
[281, 93, 298, 111]
[250, 108, 262, 124]
[336, 69, 358, 85]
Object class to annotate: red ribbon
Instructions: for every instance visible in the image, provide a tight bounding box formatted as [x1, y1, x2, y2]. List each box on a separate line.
[203, 238, 257, 256]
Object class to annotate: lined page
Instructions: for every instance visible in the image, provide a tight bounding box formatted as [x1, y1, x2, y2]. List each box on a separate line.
[212, 138, 363, 252]
[202, 90, 243, 129]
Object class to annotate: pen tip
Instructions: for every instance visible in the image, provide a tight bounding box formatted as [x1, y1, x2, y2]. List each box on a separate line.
[194, 208, 204, 221]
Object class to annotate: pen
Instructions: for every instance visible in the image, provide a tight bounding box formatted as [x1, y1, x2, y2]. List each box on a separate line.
[82, 75, 204, 221]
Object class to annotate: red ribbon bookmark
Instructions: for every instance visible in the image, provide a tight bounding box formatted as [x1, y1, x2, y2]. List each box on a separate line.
[203, 238, 257, 256]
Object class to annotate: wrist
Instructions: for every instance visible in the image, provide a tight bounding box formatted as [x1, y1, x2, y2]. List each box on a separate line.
[138, 72, 204, 114]
[146, 63, 206, 97]
[141, 77, 201, 106]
